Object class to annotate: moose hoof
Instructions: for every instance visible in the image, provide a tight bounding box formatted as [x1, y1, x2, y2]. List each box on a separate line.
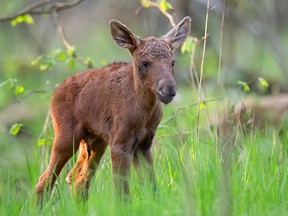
[66, 174, 72, 184]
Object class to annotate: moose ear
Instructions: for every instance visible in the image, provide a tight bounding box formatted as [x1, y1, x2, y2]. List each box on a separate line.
[110, 19, 141, 53]
[161, 16, 191, 51]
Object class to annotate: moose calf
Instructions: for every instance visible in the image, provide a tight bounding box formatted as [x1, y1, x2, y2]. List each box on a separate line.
[36, 17, 191, 202]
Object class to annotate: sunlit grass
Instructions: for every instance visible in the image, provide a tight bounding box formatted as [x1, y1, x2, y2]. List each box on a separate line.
[1, 101, 287, 215]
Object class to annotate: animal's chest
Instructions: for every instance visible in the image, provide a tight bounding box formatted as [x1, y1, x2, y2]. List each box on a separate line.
[133, 126, 155, 153]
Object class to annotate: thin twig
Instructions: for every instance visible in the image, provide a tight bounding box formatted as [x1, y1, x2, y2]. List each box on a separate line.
[189, 38, 200, 88]
[155, 131, 193, 143]
[149, 1, 175, 27]
[0, 0, 85, 22]
[38, 109, 52, 170]
[38, 110, 52, 140]
[161, 98, 221, 125]
[51, 6, 93, 68]
[216, 0, 226, 138]
[0, 88, 52, 112]
[0, 0, 50, 22]
[196, 0, 210, 144]
[52, 10, 74, 50]
[141, 0, 176, 27]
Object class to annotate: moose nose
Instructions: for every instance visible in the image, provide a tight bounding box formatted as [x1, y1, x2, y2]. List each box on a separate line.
[157, 79, 177, 104]
[160, 86, 177, 97]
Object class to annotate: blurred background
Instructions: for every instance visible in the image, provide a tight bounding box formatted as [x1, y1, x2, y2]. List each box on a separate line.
[0, 0, 288, 176]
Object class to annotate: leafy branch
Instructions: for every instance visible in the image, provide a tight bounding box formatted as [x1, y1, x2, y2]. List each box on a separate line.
[1, 0, 93, 69]
[237, 77, 269, 93]
[0, 0, 85, 22]
[1, 0, 93, 143]
[51, 9, 94, 68]
[140, 0, 175, 26]
[0, 88, 53, 112]
[195, 0, 210, 144]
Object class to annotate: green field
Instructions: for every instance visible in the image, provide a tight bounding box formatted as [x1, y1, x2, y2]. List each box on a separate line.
[1, 88, 287, 215]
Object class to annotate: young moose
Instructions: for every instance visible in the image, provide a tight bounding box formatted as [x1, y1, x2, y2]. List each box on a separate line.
[36, 17, 191, 201]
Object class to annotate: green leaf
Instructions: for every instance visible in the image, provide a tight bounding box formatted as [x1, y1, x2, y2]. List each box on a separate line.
[50, 49, 61, 59]
[11, 16, 24, 27]
[11, 19, 18, 27]
[31, 56, 43, 66]
[10, 14, 34, 27]
[10, 123, 23, 135]
[159, 0, 173, 11]
[140, 0, 151, 8]
[37, 138, 46, 146]
[199, 101, 206, 110]
[237, 80, 250, 92]
[67, 58, 76, 68]
[258, 77, 269, 88]
[15, 85, 24, 95]
[24, 14, 34, 24]
[85, 57, 93, 67]
[66, 46, 76, 57]
[39, 63, 49, 71]
[181, 37, 195, 54]
[39, 61, 54, 71]
[57, 51, 66, 61]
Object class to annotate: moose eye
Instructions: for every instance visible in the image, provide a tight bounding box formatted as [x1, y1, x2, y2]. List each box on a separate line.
[139, 60, 151, 75]
[171, 60, 175, 67]
[142, 61, 150, 68]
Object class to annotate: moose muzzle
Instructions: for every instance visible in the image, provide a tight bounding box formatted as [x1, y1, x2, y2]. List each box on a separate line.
[157, 79, 177, 104]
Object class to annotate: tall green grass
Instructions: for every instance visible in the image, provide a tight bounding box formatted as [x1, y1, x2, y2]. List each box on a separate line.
[1, 103, 287, 216]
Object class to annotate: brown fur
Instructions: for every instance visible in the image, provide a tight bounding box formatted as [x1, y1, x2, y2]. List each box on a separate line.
[36, 17, 191, 202]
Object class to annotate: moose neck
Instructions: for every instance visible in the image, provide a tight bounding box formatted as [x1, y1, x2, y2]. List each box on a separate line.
[131, 62, 157, 116]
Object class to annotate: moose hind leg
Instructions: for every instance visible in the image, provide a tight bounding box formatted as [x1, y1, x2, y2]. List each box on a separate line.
[66, 139, 107, 199]
[66, 140, 88, 185]
[36, 135, 79, 204]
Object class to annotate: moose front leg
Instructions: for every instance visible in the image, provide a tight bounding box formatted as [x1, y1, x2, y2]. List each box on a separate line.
[133, 132, 156, 189]
[110, 137, 136, 196]
[132, 104, 162, 189]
